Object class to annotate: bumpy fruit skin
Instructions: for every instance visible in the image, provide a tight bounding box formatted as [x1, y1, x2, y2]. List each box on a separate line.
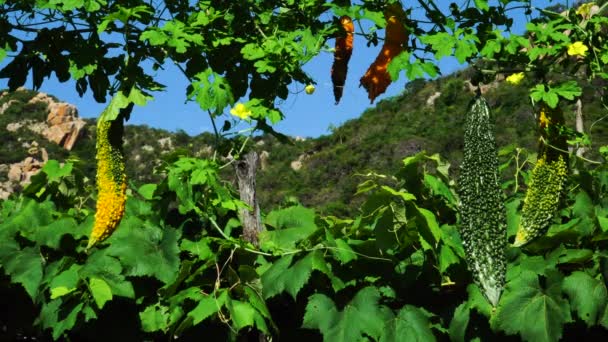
[458, 96, 506, 307]
[515, 156, 567, 246]
[514, 104, 568, 247]
[87, 118, 127, 249]
[359, 3, 408, 103]
[331, 15, 354, 104]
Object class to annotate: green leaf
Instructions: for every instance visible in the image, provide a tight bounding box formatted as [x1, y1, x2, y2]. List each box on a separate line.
[0, 43, 9, 62]
[99, 91, 130, 121]
[562, 271, 607, 327]
[53, 302, 84, 339]
[80, 250, 135, 298]
[494, 271, 571, 342]
[138, 184, 157, 200]
[89, 277, 113, 309]
[455, 38, 476, 63]
[466, 284, 493, 317]
[139, 304, 169, 333]
[39, 299, 84, 340]
[474, 0, 489, 11]
[226, 298, 268, 333]
[35, 217, 84, 249]
[572, 191, 594, 218]
[553, 81, 582, 101]
[188, 293, 225, 325]
[333, 238, 357, 265]
[260, 205, 318, 251]
[380, 305, 436, 342]
[424, 173, 456, 207]
[438, 244, 459, 273]
[189, 69, 234, 114]
[180, 238, 214, 261]
[3, 246, 43, 299]
[599, 216, 608, 232]
[140, 28, 168, 45]
[0, 198, 55, 242]
[302, 287, 393, 341]
[106, 218, 181, 284]
[49, 264, 81, 299]
[41, 160, 73, 182]
[261, 251, 342, 299]
[386, 51, 410, 81]
[449, 303, 470, 342]
[505, 199, 521, 238]
[420, 32, 455, 60]
[415, 207, 441, 249]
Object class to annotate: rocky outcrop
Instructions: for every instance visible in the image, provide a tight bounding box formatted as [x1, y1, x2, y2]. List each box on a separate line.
[3, 89, 86, 150]
[0, 89, 85, 199]
[41, 99, 86, 150]
[259, 151, 270, 171]
[0, 99, 19, 115]
[290, 153, 310, 171]
[426, 91, 442, 108]
[158, 137, 173, 150]
[0, 141, 49, 199]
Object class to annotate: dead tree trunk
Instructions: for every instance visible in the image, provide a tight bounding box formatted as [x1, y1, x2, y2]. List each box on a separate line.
[234, 151, 263, 246]
[574, 98, 587, 158]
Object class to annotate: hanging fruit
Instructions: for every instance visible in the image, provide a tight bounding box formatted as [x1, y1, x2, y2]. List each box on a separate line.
[514, 104, 569, 247]
[88, 116, 127, 249]
[331, 15, 354, 104]
[360, 3, 408, 103]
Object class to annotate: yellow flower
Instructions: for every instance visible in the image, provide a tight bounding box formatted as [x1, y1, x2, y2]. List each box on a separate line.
[506, 72, 525, 85]
[567, 41, 588, 56]
[230, 103, 252, 119]
[305, 84, 315, 95]
[576, 2, 595, 17]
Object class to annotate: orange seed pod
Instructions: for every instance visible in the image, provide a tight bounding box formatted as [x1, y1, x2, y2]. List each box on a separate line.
[360, 3, 408, 103]
[331, 16, 354, 104]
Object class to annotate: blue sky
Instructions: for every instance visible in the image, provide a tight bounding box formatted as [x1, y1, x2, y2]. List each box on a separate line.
[1, 0, 566, 138]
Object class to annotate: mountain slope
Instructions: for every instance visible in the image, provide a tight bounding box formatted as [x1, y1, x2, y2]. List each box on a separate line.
[1, 70, 606, 214]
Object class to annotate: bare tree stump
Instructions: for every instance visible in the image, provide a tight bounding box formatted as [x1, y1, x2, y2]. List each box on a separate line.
[234, 151, 263, 246]
[574, 98, 587, 158]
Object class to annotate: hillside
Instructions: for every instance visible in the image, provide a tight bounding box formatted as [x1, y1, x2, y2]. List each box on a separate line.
[1, 71, 607, 214]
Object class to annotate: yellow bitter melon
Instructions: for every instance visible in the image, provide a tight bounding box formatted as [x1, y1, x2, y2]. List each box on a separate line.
[458, 96, 506, 307]
[87, 118, 127, 249]
[514, 104, 568, 247]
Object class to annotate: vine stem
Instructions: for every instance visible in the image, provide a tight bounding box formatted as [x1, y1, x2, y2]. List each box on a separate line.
[208, 214, 393, 261]
[538, 136, 602, 164]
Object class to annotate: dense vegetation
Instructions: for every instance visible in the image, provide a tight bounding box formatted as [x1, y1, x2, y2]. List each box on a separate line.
[3, 72, 607, 216]
[1, 0, 608, 341]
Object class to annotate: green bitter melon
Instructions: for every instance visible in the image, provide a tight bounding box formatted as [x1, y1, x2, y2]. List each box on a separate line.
[458, 96, 506, 307]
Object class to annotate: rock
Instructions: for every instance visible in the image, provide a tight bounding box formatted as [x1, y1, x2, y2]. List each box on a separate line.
[142, 145, 154, 152]
[259, 151, 270, 170]
[0, 182, 14, 200]
[4, 89, 86, 150]
[158, 137, 173, 150]
[0, 99, 19, 115]
[6, 121, 25, 132]
[42, 102, 86, 150]
[290, 160, 302, 171]
[40, 148, 49, 162]
[290, 153, 310, 171]
[426, 91, 442, 107]
[27, 121, 48, 135]
[28, 92, 54, 107]
[8, 156, 44, 184]
[43, 120, 86, 150]
[47, 102, 78, 125]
